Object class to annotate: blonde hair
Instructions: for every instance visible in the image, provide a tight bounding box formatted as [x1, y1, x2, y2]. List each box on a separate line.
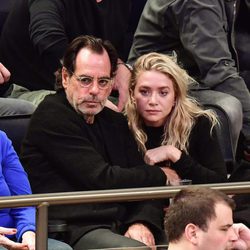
[125, 52, 218, 153]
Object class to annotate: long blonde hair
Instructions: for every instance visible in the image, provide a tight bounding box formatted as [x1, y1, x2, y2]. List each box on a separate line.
[125, 52, 218, 154]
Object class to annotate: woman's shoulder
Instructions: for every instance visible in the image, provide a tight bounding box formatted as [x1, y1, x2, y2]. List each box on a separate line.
[0, 130, 9, 144]
[193, 115, 213, 132]
[0, 130, 12, 156]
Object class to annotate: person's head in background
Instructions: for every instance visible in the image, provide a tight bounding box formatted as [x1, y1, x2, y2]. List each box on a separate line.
[165, 187, 237, 250]
[125, 52, 218, 153]
[55, 35, 118, 124]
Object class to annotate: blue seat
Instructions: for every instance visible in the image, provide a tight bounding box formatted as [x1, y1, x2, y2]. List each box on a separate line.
[0, 114, 31, 155]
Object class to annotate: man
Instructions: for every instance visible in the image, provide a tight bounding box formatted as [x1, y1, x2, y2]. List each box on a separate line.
[0, 0, 131, 110]
[128, 0, 250, 158]
[20, 35, 169, 249]
[165, 187, 250, 250]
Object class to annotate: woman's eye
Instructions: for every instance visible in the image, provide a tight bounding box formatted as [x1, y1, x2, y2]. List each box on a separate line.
[140, 90, 149, 96]
[159, 91, 168, 96]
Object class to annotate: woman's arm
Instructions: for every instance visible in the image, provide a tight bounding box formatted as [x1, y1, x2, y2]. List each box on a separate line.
[1, 131, 36, 242]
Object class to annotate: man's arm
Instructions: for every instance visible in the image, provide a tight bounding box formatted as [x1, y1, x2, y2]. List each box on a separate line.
[175, 0, 239, 87]
[29, 0, 67, 74]
[22, 98, 166, 190]
[112, 60, 131, 111]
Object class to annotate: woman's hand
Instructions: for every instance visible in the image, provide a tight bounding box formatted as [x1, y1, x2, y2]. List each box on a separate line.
[22, 231, 35, 250]
[0, 227, 28, 249]
[144, 145, 181, 165]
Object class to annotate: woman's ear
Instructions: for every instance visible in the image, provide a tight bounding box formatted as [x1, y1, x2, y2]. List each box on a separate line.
[184, 223, 199, 245]
[173, 99, 176, 107]
[129, 89, 136, 104]
[62, 67, 70, 89]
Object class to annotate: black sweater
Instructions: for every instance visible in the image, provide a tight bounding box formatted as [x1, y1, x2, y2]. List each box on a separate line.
[144, 116, 227, 184]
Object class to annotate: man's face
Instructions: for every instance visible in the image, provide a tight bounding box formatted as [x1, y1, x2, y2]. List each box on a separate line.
[197, 203, 237, 250]
[62, 48, 112, 120]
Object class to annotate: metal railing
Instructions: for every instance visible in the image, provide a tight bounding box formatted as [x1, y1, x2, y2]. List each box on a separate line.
[0, 181, 250, 250]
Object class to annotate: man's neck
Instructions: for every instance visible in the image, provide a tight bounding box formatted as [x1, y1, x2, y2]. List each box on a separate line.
[168, 241, 194, 250]
[84, 114, 95, 124]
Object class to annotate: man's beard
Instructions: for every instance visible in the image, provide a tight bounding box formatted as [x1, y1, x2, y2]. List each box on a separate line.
[72, 95, 107, 124]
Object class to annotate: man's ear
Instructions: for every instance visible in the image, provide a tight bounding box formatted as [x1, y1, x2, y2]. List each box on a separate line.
[62, 67, 70, 89]
[184, 223, 199, 245]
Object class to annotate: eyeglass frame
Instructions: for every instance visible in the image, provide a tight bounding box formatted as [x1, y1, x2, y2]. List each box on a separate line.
[67, 69, 113, 90]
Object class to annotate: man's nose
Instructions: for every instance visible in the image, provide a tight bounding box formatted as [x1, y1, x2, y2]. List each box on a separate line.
[229, 227, 238, 242]
[89, 81, 100, 95]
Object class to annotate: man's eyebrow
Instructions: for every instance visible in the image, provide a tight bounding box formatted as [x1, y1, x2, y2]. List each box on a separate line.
[220, 224, 233, 229]
[77, 74, 92, 78]
[78, 74, 111, 79]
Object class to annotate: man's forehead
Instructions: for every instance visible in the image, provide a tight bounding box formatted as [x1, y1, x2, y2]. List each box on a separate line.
[76, 47, 106, 60]
[209, 202, 233, 227]
[75, 48, 111, 74]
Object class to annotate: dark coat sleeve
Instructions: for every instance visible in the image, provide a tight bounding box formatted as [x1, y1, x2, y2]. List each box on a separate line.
[172, 116, 227, 184]
[172, 0, 245, 88]
[29, 0, 68, 73]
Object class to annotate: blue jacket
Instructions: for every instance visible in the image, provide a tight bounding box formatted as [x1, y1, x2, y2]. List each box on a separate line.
[0, 131, 35, 241]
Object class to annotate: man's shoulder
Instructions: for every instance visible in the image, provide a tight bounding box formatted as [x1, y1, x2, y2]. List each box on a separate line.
[32, 91, 74, 120]
[101, 107, 128, 124]
[37, 91, 67, 108]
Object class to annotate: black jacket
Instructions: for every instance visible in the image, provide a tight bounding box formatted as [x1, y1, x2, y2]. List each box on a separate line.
[20, 91, 166, 244]
[0, 0, 131, 95]
[128, 0, 245, 89]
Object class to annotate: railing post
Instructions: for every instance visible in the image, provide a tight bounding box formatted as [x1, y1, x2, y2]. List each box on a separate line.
[36, 202, 49, 250]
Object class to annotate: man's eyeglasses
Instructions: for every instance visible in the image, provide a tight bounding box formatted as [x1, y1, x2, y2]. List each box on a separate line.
[68, 70, 112, 90]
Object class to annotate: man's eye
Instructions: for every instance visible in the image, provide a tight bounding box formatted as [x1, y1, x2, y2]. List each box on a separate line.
[98, 79, 109, 87]
[80, 77, 92, 85]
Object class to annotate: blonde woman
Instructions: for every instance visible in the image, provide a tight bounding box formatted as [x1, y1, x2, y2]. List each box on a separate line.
[125, 52, 227, 185]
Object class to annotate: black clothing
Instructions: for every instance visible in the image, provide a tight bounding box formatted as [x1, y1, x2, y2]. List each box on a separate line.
[144, 116, 227, 184]
[20, 91, 166, 245]
[0, 0, 131, 95]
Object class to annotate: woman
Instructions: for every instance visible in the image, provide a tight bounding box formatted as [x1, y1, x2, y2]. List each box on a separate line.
[125, 52, 227, 184]
[0, 130, 72, 250]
